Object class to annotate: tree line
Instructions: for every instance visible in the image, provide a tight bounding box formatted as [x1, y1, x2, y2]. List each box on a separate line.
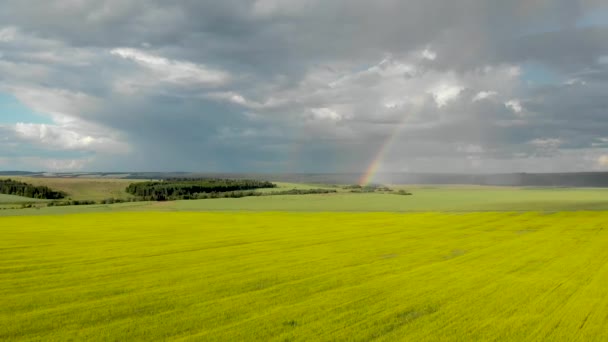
[44, 188, 337, 207]
[125, 178, 277, 201]
[0, 179, 66, 199]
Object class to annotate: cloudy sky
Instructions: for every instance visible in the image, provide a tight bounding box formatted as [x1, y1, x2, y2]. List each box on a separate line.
[0, 0, 607, 174]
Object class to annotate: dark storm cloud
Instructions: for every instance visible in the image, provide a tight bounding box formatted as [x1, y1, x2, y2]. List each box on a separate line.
[497, 27, 608, 70]
[0, 0, 607, 172]
[3, 1, 602, 71]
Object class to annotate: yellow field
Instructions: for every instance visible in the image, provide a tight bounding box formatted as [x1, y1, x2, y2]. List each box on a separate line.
[2, 211, 608, 341]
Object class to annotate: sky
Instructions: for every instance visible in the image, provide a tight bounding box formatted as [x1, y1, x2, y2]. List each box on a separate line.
[0, 0, 607, 176]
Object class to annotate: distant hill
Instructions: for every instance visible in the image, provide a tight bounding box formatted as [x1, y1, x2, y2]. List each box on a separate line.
[137, 172, 608, 187]
[378, 172, 608, 188]
[0, 171, 39, 176]
[5, 171, 608, 187]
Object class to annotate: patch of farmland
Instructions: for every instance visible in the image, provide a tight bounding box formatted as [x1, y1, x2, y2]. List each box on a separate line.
[0, 176, 140, 201]
[0, 194, 46, 204]
[3, 212, 608, 340]
[4, 186, 608, 216]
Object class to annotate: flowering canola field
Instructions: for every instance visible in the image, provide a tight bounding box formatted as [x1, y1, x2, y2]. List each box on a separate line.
[2, 211, 608, 341]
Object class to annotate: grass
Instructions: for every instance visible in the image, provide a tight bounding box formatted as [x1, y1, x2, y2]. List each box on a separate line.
[0, 177, 332, 203]
[170, 187, 608, 212]
[0, 194, 46, 204]
[253, 181, 338, 193]
[3, 211, 608, 341]
[3, 180, 608, 340]
[3, 186, 608, 216]
[4, 175, 608, 214]
[0, 177, 139, 201]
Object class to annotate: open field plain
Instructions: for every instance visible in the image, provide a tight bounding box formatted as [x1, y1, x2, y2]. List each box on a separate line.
[3, 211, 608, 341]
[2, 185, 608, 216]
[0, 177, 336, 205]
[0, 194, 46, 204]
[0, 177, 139, 202]
[4, 178, 608, 340]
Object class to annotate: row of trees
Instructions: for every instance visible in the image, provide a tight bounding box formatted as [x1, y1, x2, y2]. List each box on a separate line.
[271, 189, 336, 195]
[40, 188, 338, 207]
[344, 184, 394, 193]
[0, 179, 66, 199]
[125, 178, 277, 201]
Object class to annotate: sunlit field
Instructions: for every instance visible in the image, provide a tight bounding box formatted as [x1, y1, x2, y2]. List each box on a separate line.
[0, 177, 139, 202]
[3, 211, 608, 341]
[4, 186, 608, 216]
[0, 194, 46, 204]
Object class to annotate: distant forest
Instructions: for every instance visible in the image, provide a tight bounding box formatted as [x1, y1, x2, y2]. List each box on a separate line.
[0, 179, 66, 199]
[126, 178, 277, 201]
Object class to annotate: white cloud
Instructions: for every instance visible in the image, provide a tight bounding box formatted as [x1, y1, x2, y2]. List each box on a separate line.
[457, 144, 484, 154]
[21, 50, 96, 66]
[252, 0, 316, 17]
[328, 57, 417, 89]
[13, 123, 126, 153]
[529, 138, 561, 149]
[598, 155, 608, 167]
[0, 156, 91, 171]
[205, 91, 259, 108]
[505, 99, 523, 114]
[206, 91, 248, 105]
[310, 107, 342, 121]
[421, 48, 437, 61]
[0, 26, 17, 42]
[0, 86, 126, 156]
[507, 66, 521, 78]
[563, 78, 586, 86]
[205, 91, 291, 111]
[472, 90, 497, 102]
[0, 60, 51, 83]
[216, 126, 284, 140]
[383, 99, 407, 109]
[369, 57, 416, 78]
[8, 86, 99, 123]
[228, 57, 521, 135]
[40, 158, 91, 171]
[430, 84, 463, 108]
[111, 48, 229, 86]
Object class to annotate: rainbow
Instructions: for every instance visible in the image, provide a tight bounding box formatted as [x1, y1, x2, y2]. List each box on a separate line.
[359, 139, 391, 186]
[359, 117, 408, 186]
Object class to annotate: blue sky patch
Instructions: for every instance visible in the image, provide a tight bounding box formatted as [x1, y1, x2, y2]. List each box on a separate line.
[0, 93, 53, 125]
[520, 62, 561, 86]
[577, 10, 608, 29]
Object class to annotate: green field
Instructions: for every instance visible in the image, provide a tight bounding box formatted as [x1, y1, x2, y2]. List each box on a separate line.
[2, 211, 608, 341]
[0, 194, 46, 204]
[2, 186, 608, 216]
[4, 183, 608, 340]
[0, 177, 335, 204]
[0, 177, 139, 201]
